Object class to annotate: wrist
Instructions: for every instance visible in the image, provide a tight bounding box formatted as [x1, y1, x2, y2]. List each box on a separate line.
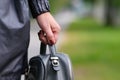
[28, 0, 50, 18]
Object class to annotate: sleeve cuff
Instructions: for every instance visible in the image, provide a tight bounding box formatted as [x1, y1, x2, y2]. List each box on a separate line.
[28, 0, 50, 18]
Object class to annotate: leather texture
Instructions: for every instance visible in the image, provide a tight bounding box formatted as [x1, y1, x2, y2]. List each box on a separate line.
[28, 0, 50, 18]
[26, 43, 74, 80]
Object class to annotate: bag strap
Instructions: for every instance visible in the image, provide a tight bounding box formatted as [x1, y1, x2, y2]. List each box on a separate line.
[40, 42, 56, 57]
[40, 43, 60, 71]
[48, 45, 56, 57]
[40, 42, 47, 55]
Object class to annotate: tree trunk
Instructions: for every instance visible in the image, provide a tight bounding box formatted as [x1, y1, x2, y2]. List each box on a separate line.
[105, 0, 114, 26]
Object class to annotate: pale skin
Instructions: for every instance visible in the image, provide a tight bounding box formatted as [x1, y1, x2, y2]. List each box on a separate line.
[36, 12, 61, 45]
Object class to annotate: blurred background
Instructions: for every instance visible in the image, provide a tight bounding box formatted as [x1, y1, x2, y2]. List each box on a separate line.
[28, 0, 120, 80]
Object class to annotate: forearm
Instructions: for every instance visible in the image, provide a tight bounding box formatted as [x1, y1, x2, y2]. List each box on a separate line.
[28, 0, 61, 45]
[28, 0, 50, 18]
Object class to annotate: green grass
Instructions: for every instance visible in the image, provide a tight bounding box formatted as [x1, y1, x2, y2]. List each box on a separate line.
[49, 0, 69, 13]
[58, 18, 120, 80]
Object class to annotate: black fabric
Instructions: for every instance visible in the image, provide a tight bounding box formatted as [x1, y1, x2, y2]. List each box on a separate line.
[28, 0, 50, 18]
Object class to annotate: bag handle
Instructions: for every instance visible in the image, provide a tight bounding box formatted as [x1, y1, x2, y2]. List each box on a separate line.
[40, 42, 47, 55]
[40, 43, 60, 70]
[40, 42, 56, 56]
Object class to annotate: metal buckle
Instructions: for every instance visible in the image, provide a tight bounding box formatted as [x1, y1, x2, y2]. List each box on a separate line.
[50, 57, 59, 66]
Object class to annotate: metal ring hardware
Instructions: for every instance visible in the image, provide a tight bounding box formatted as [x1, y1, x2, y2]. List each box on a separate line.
[50, 57, 59, 67]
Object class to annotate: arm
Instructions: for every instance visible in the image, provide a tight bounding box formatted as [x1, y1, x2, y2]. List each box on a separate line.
[28, 0, 61, 45]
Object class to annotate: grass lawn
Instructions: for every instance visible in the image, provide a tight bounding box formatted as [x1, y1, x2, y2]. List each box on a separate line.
[49, 0, 69, 13]
[58, 18, 120, 80]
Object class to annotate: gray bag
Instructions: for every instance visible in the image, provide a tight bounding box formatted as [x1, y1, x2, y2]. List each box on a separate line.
[26, 43, 74, 80]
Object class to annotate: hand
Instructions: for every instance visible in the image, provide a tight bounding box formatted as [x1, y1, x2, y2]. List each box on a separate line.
[36, 12, 61, 45]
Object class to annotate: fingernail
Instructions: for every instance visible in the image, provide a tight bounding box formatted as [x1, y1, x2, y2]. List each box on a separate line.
[49, 40, 54, 45]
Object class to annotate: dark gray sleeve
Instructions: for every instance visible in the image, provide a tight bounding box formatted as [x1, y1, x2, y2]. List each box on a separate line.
[28, 0, 50, 18]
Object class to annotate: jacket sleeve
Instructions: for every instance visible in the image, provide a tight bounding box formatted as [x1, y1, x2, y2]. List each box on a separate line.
[28, 0, 50, 18]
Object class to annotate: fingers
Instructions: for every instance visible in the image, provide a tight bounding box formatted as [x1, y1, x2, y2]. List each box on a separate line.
[38, 29, 55, 45]
[37, 12, 61, 45]
[51, 25, 61, 43]
[47, 13, 61, 44]
[45, 23, 61, 45]
[38, 25, 61, 45]
[38, 30, 47, 44]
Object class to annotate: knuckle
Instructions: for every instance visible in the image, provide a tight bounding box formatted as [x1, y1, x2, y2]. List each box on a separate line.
[56, 25, 61, 31]
[53, 25, 61, 32]
[58, 26, 61, 32]
[47, 34, 54, 39]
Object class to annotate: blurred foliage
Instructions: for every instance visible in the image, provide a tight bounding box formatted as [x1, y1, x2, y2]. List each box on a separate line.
[112, 0, 120, 7]
[49, 0, 69, 13]
[84, 0, 95, 3]
[59, 18, 120, 80]
[67, 18, 102, 30]
[84, 0, 120, 7]
[83, 0, 120, 26]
